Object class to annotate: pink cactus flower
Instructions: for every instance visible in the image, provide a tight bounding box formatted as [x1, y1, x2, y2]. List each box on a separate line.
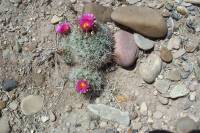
[79, 13, 96, 32]
[76, 79, 90, 94]
[56, 22, 71, 34]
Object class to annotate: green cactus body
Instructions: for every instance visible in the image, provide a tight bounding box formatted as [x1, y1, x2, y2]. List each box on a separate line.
[64, 24, 114, 70]
[69, 67, 104, 92]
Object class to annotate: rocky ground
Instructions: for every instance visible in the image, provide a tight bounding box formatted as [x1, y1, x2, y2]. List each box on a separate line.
[0, 0, 200, 133]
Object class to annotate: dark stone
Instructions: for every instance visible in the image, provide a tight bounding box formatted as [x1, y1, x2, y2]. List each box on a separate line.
[2, 79, 17, 92]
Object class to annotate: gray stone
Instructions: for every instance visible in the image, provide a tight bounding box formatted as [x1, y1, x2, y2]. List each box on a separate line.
[87, 104, 130, 126]
[50, 15, 63, 24]
[167, 36, 181, 50]
[189, 92, 196, 101]
[2, 79, 17, 92]
[176, 117, 197, 133]
[9, 101, 18, 110]
[114, 30, 138, 68]
[169, 84, 189, 98]
[184, 0, 200, 4]
[154, 80, 170, 94]
[21, 95, 43, 115]
[134, 33, 154, 51]
[166, 69, 181, 81]
[139, 54, 162, 83]
[111, 6, 168, 38]
[0, 117, 10, 133]
[127, 0, 142, 4]
[158, 95, 169, 105]
[83, 3, 113, 23]
[194, 63, 200, 81]
[188, 80, 200, 91]
[140, 102, 148, 115]
[153, 111, 163, 119]
[173, 49, 186, 59]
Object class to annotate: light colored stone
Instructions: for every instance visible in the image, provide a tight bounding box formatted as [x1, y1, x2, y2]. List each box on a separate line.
[158, 95, 169, 105]
[140, 102, 148, 115]
[111, 6, 168, 38]
[41, 116, 49, 123]
[65, 105, 73, 112]
[0, 117, 10, 133]
[127, 0, 141, 4]
[184, 0, 200, 4]
[176, 117, 197, 133]
[114, 30, 138, 67]
[153, 111, 163, 119]
[9, 101, 18, 110]
[49, 111, 56, 122]
[139, 54, 162, 83]
[50, 15, 63, 24]
[21, 95, 43, 115]
[167, 36, 182, 50]
[169, 84, 189, 98]
[134, 33, 154, 50]
[154, 80, 170, 94]
[173, 49, 186, 59]
[87, 104, 130, 126]
[166, 69, 181, 81]
[189, 92, 196, 101]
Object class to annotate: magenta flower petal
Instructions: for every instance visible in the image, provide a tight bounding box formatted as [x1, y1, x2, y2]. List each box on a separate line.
[79, 13, 96, 32]
[76, 79, 90, 94]
[56, 22, 71, 34]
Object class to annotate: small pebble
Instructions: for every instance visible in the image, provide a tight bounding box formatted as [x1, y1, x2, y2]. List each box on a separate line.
[176, 6, 188, 15]
[65, 105, 73, 112]
[2, 79, 17, 92]
[158, 95, 169, 105]
[49, 111, 56, 122]
[0, 101, 6, 110]
[160, 47, 173, 63]
[189, 92, 196, 101]
[140, 102, 148, 115]
[50, 15, 63, 24]
[134, 33, 154, 51]
[167, 36, 181, 50]
[9, 101, 18, 110]
[41, 116, 49, 123]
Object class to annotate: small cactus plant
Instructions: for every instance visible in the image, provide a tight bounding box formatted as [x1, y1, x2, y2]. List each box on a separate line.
[68, 67, 104, 93]
[64, 24, 114, 69]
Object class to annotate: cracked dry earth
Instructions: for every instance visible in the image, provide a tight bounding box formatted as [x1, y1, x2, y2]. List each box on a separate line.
[0, 0, 200, 133]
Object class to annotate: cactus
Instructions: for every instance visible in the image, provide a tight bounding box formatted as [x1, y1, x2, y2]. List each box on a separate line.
[68, 67, 104, 93]
[64, 24, 114, 70]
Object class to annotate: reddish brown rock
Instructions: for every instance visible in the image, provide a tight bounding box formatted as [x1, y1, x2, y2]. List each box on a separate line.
[160, 47, 173, 63]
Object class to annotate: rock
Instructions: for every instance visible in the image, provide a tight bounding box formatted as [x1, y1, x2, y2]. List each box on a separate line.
[184, 0, 200, 4]
[65, 105, 73, 112]
[154, 80, 170, 94]
[189, 92, 196, 101]
[158, 95, 169, 105]
[188, 80, 200, 91]
[114, 30, 138, 68]
[2, 79, 17, 92]
[49, 111, 56, 122]
[0, 101, 6, 110]
[9, 101, 18, 110]
[87, 104, 130, 126]
[139, 54, 162, 83]
[50, 15, 63, 24]
[41, 116, 49, 123]
[127, 0, 142, 5]
[167, 36, 181, 50]
[21, 95, 43, 115]
[166, 69, 181, 81]
[169, 84, 189, 99]
[160, 47, 173, 63]
[176, 6, 188, 15]
[140, 102, 148, 115]
[0, 117, 10, 133]
[9, 0, 21, 4]
[111, 6, 167, 38]
[83, 3, 113, 23]
[153, 111, 163, 119]
[194, 63, 200, 81]
[173, 49, 186, 59]
[176, 117, 197, 133]
[134, 33, 154, 50]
